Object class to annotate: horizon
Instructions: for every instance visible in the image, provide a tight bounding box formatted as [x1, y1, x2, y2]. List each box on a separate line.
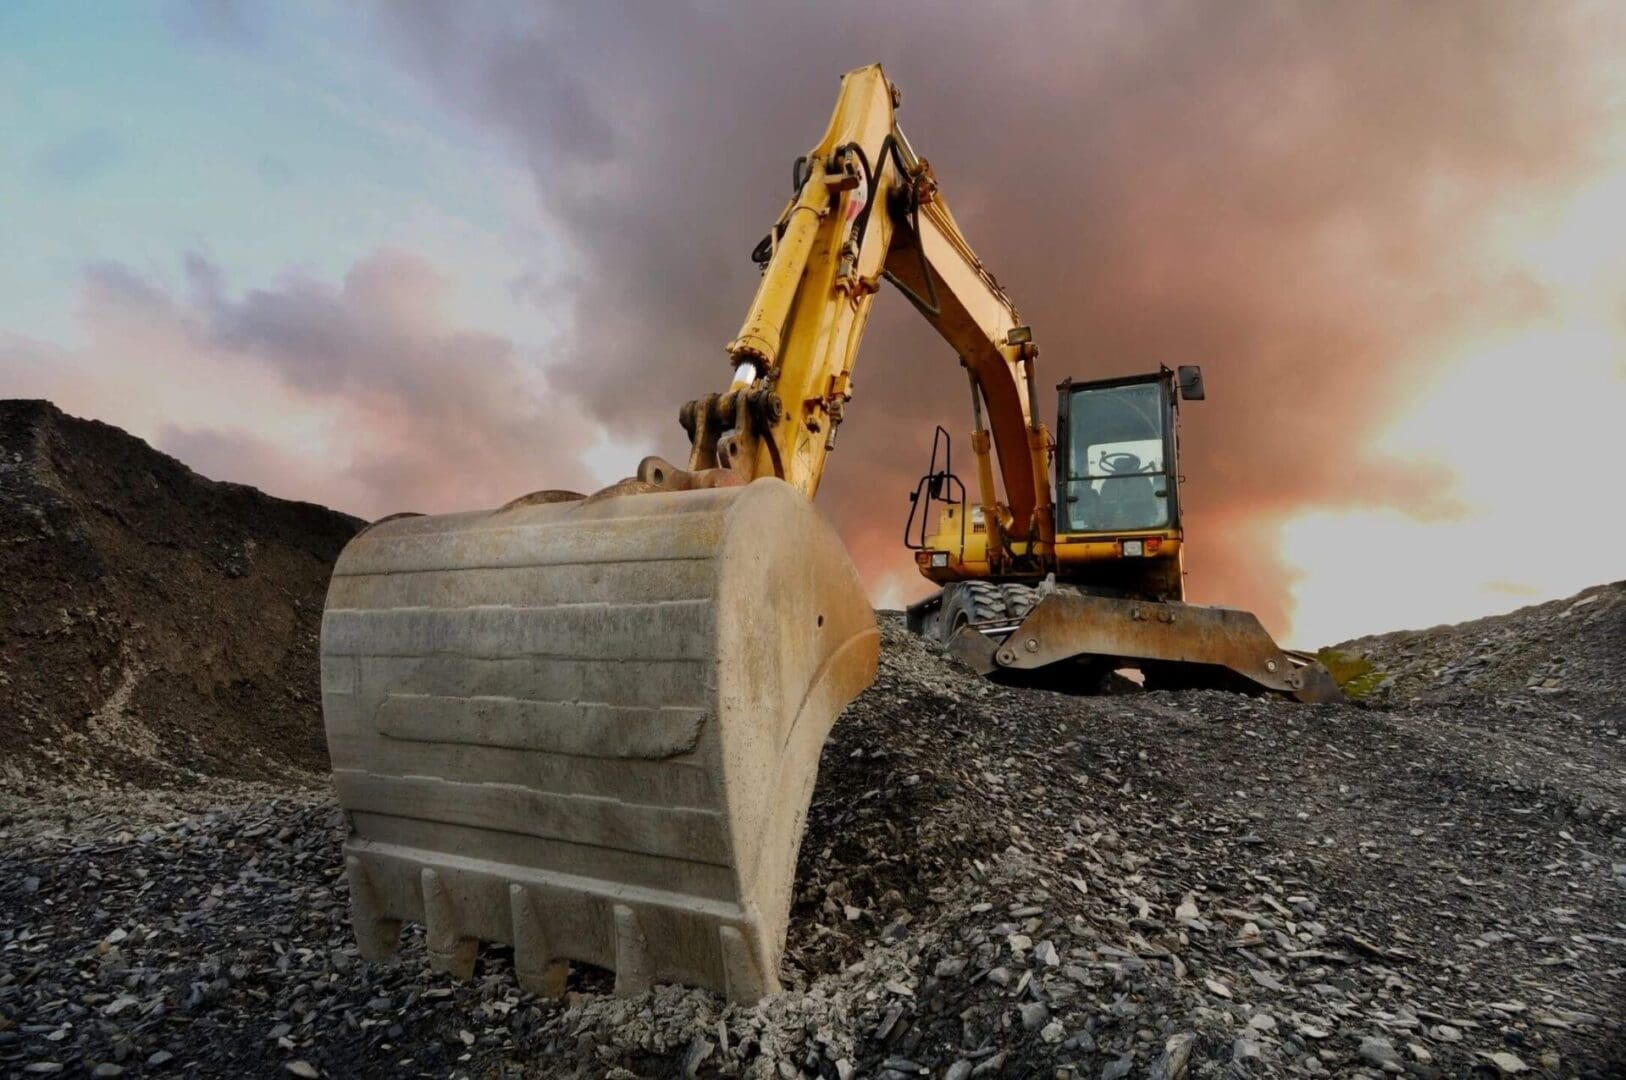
[4, 2, 1625, 647]
[14, 381, 1624, 651]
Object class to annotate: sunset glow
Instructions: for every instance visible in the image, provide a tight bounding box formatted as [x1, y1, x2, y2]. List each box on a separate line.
[4, 3, 1624, 647]
[1281, 158, 1626, 644]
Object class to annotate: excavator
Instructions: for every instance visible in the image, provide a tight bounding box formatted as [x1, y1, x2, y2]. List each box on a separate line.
[319, 64, 1338, 1010]
[901, 364, 1335, 700]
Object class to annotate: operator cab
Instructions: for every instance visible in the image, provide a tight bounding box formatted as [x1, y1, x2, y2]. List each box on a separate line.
[1056, 365, 1202, 537]
[904, 363, 1203, 598]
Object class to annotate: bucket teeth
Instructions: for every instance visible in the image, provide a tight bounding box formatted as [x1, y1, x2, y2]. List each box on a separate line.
[509, 884, 569, 998]
[345, 855, 401, 962]
[719, 924, 776, 1002]
[321, 480, 879, 1002]
[421, 868, 477, 980]
[612, 904, 653, 997]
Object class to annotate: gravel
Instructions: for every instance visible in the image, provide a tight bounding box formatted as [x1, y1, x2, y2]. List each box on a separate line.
[3, 599, 1624, 1077]
[1335, 582, 1625, 721]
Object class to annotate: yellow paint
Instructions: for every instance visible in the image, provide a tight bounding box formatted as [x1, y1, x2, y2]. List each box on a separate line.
[692, 64, 1190, 603]
[711, 64, 1048, 558]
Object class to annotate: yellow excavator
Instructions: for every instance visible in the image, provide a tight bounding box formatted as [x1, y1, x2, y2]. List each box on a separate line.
[901, 363, 1335, 701]
[319, 64, 1337, 1008]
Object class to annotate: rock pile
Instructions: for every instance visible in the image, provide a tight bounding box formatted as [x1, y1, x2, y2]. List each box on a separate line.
[1, 408, 1621, 1076]
[3, 613, 1622, 1078]
[1335, 582, 1625, 720]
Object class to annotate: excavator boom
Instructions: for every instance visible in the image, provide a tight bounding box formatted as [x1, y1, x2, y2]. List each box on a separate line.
[666, 64, 1052, 562]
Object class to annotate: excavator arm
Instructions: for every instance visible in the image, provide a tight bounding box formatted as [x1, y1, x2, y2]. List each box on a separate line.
[318, 65, 1144, 1011]
[659, 64, 1053, 561]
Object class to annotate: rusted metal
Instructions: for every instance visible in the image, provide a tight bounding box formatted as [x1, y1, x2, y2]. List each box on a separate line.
[497, 490, 586, 512]
[983, 591, 1342, 703]
[680, 385, 789, 482]
[635, 456, 745, 492]
[946, 622, 1000, 674]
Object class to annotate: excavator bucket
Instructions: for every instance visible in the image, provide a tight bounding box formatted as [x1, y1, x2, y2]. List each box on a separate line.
[319, 478, 878, 1003]
[950, 590, 1341, 704]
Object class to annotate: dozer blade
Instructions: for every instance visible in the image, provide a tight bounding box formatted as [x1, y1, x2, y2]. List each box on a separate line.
[975, 591, 1341, 703]
[319, 478, 878, 1003]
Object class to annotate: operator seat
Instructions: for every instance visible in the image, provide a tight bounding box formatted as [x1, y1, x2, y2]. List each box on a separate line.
[1098, 474, 1161, 530]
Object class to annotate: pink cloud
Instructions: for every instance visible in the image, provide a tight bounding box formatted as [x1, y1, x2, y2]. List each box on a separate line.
[2, 250, 597, 519]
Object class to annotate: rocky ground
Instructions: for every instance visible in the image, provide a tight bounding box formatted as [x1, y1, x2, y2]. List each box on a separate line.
[2, 403, 1622, 1078]
[1336, 582, 1625, 723]
[4, 601, 1622, 1079]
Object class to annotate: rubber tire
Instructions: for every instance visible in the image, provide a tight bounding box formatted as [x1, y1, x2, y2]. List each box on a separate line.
[1000, 584, 1038, 621]
[937, 582, 1010, 644]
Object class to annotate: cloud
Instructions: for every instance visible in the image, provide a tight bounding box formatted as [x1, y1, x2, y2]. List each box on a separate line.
[164, 0, 264, 48]
[1, 250, 597, 518]
[256, 155, 293, 187]
[34, 129, 122, 187]
[373, 2, 1624, 634]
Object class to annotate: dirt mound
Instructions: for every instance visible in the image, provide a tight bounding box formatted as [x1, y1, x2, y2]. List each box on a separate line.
[1332, 583, 1626, 715]
[546, 618, 1621, 1078]
[0, 400, 362, 785]
[1, 413, 1621, 1076]
[3, 614, 1620, 1078]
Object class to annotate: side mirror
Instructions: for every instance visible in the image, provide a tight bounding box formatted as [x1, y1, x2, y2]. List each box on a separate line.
[1177, 365, 1205, 401]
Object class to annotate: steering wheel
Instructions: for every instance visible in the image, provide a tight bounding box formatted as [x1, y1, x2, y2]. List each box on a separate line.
[1098, 451, 1145, 474]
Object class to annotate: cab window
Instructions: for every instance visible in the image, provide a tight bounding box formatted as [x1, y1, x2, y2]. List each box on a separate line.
[1063, 383, 1169, 532]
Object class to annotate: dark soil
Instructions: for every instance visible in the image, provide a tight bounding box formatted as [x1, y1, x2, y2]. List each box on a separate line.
[0, 400, 362, 786]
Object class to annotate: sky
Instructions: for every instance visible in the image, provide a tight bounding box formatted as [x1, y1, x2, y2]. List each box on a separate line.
[3, 1, 1624, 646]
